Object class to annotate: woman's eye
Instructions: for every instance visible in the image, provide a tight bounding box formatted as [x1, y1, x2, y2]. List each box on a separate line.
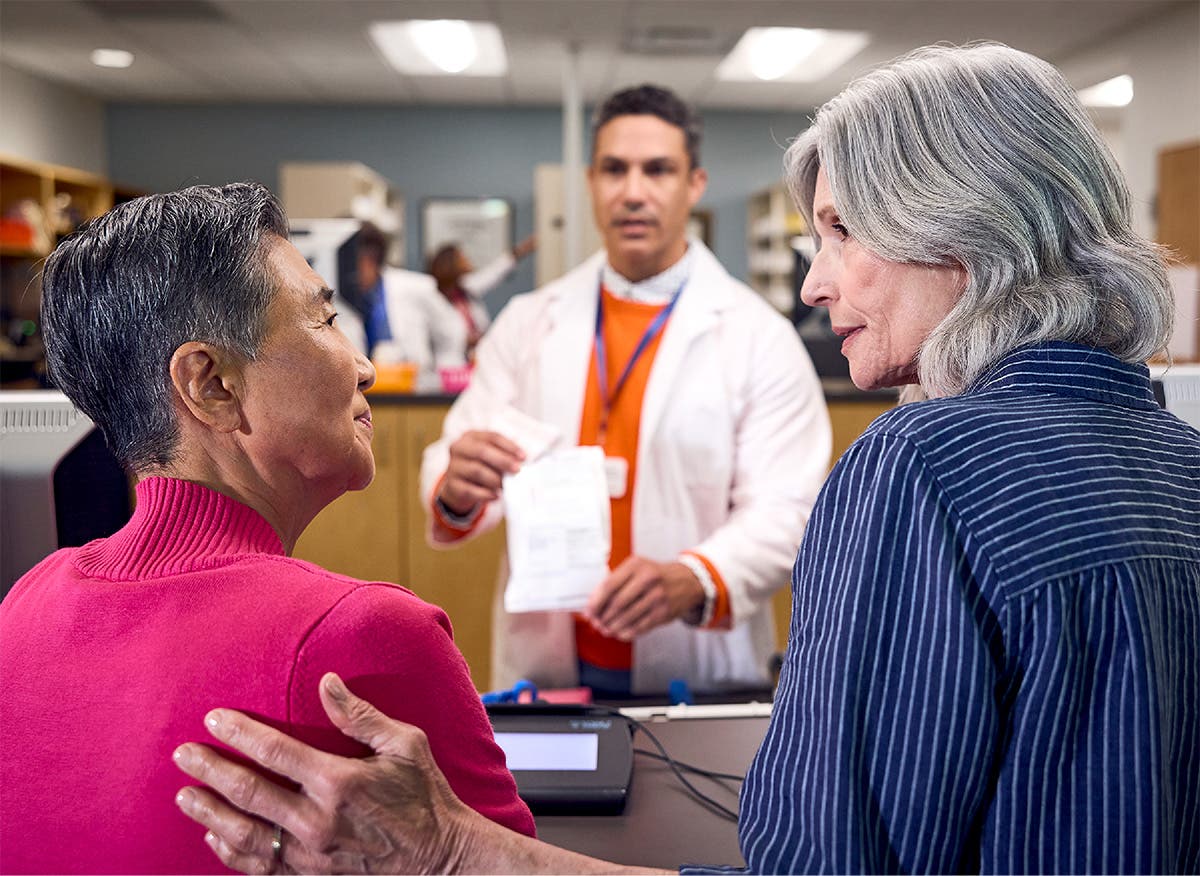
[831, 222, 849, 239]
[325, 312, 339, 327]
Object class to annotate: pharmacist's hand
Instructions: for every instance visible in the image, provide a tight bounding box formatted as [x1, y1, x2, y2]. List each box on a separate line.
[584, 557, 705, 640]
[439, 430, 525, 514]
[173, 674, 483, 875]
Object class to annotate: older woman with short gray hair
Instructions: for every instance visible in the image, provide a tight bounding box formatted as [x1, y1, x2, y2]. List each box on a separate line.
[171, 44, 1198, 875]
[0, 183, 534, 872]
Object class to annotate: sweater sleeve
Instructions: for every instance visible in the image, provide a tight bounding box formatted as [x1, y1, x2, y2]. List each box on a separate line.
[286, 582, 535, 838]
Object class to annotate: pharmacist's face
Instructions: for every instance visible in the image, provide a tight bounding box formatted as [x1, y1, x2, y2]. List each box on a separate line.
[237, 236, 377, 497]
[588, 114, 707, 282]
[801, 168, 965, 391]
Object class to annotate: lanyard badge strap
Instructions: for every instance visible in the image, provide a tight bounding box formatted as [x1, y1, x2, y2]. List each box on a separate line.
[593, 272, 686, 443]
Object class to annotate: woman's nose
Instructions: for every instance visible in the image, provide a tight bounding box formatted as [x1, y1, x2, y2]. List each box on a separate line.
[799, 248, 836, 308]
[357, 352, 376, 391]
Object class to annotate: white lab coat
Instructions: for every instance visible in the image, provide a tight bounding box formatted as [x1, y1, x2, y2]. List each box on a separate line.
[372, 268, 467, 374]
[457, 251, 517, 336]
[420, 242, 831, 694]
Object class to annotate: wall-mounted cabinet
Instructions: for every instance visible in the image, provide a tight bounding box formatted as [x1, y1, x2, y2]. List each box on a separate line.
[1157, 140, 1199, 266]
[1157, 141, 1199, 363]
[0, 155, 138, 387]
[279, 161, 405, 265]
[746, 183, 808, 316]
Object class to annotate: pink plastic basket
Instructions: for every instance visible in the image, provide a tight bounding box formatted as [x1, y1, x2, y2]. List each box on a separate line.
[438, 365, 472, 394]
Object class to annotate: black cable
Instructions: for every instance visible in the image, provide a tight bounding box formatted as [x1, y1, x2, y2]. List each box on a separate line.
[630, 718, 740, 821]
[633, 748, 745, 783]
[587, 704, 742, 822]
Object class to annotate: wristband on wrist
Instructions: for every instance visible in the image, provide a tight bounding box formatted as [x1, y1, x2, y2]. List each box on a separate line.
[678, 553, 717, 628]
[434, 495, 483, 532]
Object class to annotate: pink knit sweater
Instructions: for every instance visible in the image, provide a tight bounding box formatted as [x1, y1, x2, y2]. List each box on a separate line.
[0, 477, 533, 874]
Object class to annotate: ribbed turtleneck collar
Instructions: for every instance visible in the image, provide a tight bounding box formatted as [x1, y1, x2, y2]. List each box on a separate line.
[74, 477, 285, 581]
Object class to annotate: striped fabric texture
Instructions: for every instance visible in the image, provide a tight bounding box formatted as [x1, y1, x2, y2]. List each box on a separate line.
[684, 342, 1200, 874]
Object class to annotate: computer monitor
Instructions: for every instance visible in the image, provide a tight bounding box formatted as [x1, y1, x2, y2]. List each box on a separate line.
[1151, 363, 1200, 431]
[0, 391, 131, 598]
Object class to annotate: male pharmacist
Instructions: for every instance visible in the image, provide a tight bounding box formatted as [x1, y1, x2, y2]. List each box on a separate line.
[421, 84, 830, 696]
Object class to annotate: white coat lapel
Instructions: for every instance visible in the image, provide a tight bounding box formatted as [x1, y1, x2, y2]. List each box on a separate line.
[639, 243, 732, 442]
[538, 252, 605, 445]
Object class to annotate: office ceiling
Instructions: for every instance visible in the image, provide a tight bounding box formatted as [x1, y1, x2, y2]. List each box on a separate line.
[0, 0, 1187, 110]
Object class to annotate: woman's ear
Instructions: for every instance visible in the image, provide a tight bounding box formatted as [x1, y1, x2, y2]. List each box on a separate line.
[169, 342, 243, 433]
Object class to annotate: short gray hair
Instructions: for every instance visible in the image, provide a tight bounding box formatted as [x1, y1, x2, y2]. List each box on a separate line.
[785, 42, 1174, 398]
[41, 182, 289, 471]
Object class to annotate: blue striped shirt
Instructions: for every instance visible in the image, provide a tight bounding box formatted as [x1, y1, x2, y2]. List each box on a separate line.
[684, 342, 1200, 874]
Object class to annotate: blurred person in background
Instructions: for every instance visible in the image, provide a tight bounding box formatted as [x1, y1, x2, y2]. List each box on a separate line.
[428, 233, 537, 359]
[354, 222, 467, 376]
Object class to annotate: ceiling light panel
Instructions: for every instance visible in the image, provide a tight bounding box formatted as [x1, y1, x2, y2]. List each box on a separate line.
[717, 27, 869, 83]
[369, 19, 507, 77]
[1078, 74, 1133, 107]
[91, 48, 135, 68]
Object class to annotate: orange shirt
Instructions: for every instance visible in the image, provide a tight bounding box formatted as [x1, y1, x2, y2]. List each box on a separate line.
[430, 285, 731, 673]
[573, 288, 671, 671]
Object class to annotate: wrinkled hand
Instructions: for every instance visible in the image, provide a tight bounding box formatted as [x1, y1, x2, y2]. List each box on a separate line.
[584, 557, 704, 640]
[439, 430, 524, 515]
[172, 673, 480, 875]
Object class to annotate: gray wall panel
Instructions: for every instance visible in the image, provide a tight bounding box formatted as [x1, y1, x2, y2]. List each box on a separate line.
[107, 103, 810, 314]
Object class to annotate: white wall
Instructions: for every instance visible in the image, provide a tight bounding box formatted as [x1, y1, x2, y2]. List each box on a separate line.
[1090, 115, 1126, 173]
[0, 63, 107, 174]
[1061, 3, 1200, 238]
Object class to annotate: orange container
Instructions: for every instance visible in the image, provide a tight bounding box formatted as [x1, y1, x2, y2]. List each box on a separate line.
[369, 361, 418, 394]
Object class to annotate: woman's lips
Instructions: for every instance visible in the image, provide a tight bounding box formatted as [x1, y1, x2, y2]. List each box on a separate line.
[835, 326, 865, 351]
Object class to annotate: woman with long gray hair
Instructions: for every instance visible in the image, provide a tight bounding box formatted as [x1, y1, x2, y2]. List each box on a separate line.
[786, 42, 1174, 401]
[173, 44, 1198, 875]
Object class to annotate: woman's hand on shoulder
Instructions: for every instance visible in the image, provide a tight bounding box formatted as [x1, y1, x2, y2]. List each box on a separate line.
[173, 673, 486, 874]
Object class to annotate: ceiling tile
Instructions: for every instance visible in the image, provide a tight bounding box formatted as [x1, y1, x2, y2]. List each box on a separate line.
[0, 0, 1189, 107]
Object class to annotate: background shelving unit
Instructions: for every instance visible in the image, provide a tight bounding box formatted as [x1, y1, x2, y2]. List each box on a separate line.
[746, 182, 808, 316]
[0, 154, 134, 387]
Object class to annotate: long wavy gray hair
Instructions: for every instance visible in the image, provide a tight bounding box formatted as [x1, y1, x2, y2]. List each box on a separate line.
[786, 42, 1173, 398]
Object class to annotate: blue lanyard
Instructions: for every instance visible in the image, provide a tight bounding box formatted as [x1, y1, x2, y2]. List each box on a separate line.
[593, 271, 685, 441]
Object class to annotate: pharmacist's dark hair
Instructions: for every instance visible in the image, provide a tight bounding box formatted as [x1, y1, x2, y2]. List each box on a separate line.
[41, 182, 288, 472]
[591, 84, 703, 168]
[786, 42, 1172, 398]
